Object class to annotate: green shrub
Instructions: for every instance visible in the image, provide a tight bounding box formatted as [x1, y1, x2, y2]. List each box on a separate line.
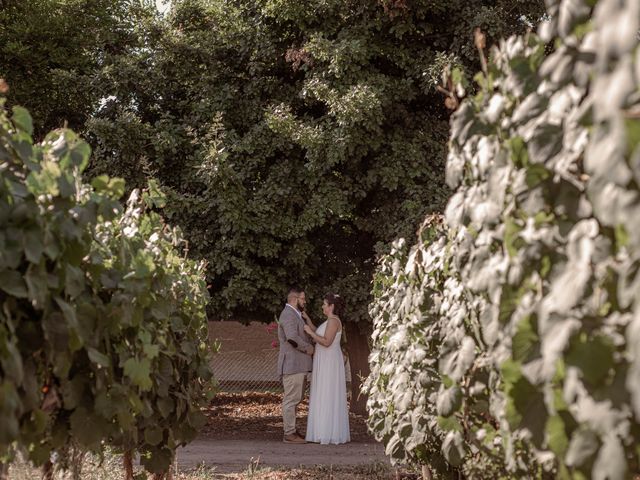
[365, 0, 640, 478]
[0, 100, 213, 475]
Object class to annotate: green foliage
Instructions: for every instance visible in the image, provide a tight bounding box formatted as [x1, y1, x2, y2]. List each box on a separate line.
[0, 0, 157, 138]
[0, 0, 545, 325]
[365, 0, 640, 477]
[0, 101, 213, 473]
[84, 0, 543, 323]
[365, 217, 462, 478]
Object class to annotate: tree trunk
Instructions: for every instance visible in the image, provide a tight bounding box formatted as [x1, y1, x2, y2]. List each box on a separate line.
[0, 461, 8, 480]
[123, 451, 134, 480]
[41, 461, 53, 480]
[70, 446, 86, 480]
[421, 465, 433, 480]
[344, 322, 371, 415]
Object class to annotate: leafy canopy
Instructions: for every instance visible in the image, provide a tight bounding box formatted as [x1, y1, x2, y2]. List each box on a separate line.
[85, 0, 543, 323]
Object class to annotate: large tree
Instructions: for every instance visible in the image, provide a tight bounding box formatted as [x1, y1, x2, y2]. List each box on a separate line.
[85, 0, 544, 410]
[2, 0, 544, 411]
[88, 0, 545, 314]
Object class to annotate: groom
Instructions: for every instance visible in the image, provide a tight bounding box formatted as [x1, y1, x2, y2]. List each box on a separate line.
[277, 287, 314, 444]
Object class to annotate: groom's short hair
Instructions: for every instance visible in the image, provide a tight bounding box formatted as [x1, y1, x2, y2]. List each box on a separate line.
[288, 286, 303, 295]
[287, 286, 303, 300]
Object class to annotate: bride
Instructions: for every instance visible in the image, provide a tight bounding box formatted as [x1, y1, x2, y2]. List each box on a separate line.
[302, 293, 350, 444]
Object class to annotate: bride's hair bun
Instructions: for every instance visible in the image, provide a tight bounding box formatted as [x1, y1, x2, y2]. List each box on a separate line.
[324, 292, 344, 316]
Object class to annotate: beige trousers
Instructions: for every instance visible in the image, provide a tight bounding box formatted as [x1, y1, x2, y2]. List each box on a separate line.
[282, 372, 306, 435]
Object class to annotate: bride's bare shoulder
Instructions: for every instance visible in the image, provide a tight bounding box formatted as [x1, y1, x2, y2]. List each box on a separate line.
[328, 314, 342, 328]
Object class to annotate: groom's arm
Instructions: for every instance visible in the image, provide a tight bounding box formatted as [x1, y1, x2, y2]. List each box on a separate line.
[281, 314, 314, 355]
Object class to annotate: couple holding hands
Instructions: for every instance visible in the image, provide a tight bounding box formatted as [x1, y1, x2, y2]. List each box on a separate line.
[277, 288, 350, 445]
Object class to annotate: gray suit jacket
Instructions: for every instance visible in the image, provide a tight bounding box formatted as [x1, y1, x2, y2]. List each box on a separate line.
[277, 305, 313, 377]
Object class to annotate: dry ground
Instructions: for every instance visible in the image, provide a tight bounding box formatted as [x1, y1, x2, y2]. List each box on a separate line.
[173, 391, 395, 476]
[201, 392, 371, 442]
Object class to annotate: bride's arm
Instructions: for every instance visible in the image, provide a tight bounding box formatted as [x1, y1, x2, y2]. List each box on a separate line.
[305, 316, 340, 347]
[301, 311, 316, 332]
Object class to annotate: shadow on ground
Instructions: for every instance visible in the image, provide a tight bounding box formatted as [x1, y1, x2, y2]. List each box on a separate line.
[201, 392, 373, 442]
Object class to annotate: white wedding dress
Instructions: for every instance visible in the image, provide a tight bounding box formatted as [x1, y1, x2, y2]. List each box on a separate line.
[305, 320, 350, 444]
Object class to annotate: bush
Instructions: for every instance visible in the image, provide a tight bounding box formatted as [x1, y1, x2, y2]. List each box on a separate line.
[365, 0, 640, 478]
[0, 99, 213, 475]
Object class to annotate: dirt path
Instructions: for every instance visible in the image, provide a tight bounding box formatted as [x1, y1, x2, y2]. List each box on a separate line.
[176, 438, 389, 473]
[191, 392, 389, 474]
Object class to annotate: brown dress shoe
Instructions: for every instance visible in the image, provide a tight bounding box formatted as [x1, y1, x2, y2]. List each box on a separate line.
[283, 433, 307, 444]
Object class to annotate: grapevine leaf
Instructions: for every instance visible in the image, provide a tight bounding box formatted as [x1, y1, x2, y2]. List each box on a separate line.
[0, 270, 28, 298]
[123, 357, 153, 391]
[11, 106, 33, 136]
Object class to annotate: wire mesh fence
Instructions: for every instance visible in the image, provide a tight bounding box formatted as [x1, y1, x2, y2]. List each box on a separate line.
[211, 348, 283, 392]
[208, 321, 352, 394]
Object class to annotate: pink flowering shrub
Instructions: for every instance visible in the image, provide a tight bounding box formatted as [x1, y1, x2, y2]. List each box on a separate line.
[265, 321, 279, 348]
